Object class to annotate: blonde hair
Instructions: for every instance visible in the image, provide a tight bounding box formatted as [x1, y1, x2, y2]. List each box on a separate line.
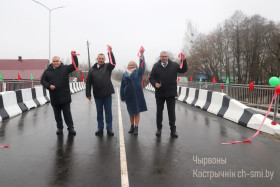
[127, 61, 138, 69]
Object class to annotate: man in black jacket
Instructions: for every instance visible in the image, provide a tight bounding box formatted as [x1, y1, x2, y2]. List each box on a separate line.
[150, 51, 187, 138]
[41, 53, 79, 135]
[86, 46, 116, 136]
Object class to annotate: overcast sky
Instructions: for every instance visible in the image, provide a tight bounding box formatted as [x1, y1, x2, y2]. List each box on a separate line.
[1, 0, 279, 70]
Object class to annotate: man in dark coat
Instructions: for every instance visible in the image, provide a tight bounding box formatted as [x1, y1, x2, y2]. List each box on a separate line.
[86, 45, 116, 136]
[41, 53, 79, 135]
[150, 51, 187, 138]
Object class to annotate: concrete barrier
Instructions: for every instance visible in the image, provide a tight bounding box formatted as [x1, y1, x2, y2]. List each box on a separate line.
[247, 114, 280, 134]
[42, 87, 50, 103]
[185, 88, 197, 105]
[0, 94, 9, 121]
[207, 92, 226, 115]
[0, 82, 83, 122]
[0, 91, 22, 118]
[82, 82, 85, 89]
[178, 87, 187, 101]
[177, 86, 181, 98]
[75, 82, 80, 92]
[195, 89, 208, 109]
[15, 90, 28, 112]
[31, 88, 41, 107]
[21, 88, 37, 110]
[70, 83, 75, 94]
[72, 83, 78, 93]
[217, 95, 232, 117]
[145, 84, 280, 135]
[202, 91, 213, 111]
[35, 87, 48, 105]
[223, 99, 249, 123]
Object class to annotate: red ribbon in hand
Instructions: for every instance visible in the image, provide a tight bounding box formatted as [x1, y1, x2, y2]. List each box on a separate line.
[107, 45, 116, 66]
[178, 53, 184, 69]
[0, 145, 9, 148]
[71, 51, 79, 72]
[137, 46, 145, 69]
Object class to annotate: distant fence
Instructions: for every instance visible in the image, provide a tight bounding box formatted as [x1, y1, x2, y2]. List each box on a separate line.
[0, 80, 41, 92]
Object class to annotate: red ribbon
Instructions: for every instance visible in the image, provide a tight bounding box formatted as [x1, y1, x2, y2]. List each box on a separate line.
[137, 46, 145, 69]
[0, 145, 9, 148]
[221, 85, 224, 90]
[71, 51, 79, 72]
[107, 45, 116, 66]
[178, 53, 184, 69]
[222, 92, 277, 145]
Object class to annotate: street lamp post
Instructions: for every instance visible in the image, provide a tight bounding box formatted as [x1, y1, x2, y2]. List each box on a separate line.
[32, 0, 64, 63]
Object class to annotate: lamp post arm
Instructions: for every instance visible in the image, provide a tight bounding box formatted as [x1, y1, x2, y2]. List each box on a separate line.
[32, 0, 50, 11]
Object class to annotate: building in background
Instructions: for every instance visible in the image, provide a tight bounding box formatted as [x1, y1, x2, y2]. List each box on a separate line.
[0, 57, 49, 92]
[0, 56, 48, 81]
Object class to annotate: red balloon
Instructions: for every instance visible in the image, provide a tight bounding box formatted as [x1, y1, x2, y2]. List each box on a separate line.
[275, 85, 280, 94]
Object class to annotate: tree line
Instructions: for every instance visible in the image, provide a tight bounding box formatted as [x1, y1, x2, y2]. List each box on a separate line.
[183, 10, 280, 84]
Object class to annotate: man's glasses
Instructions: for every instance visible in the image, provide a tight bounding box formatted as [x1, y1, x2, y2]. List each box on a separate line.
[160, 56, 168, 58]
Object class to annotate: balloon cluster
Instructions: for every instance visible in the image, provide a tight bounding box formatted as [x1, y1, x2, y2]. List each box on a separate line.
[269, 76, 280, 94]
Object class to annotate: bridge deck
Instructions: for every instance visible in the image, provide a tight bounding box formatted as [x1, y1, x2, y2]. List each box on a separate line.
[0, 84, 279, 187]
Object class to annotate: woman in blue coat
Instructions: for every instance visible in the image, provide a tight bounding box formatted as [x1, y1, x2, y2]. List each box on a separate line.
[120, 49, 147, 135]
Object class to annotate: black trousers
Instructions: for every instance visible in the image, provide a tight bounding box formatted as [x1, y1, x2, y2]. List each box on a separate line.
[52, 102, 74, 130]
[156, 96, 176, 131]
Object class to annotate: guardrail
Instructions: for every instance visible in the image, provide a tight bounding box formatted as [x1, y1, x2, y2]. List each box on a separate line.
[0, 80, 41, 92]
[178, 82, 275, 109]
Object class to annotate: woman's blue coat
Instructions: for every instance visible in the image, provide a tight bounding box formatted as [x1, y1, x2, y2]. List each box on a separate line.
[120, 58, 147, 115]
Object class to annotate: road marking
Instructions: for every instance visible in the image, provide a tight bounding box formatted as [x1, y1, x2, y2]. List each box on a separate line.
[117, 88, 129, 187]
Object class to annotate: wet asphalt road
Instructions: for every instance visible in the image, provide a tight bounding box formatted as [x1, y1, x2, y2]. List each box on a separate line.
[0, 81, 280, 187]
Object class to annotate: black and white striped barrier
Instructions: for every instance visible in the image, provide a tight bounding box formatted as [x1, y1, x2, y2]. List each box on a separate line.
[0, 87, 49, 121]
[70, 82, 86, 94]
[0, 82, 86, 122]
[146, 85, 280, 135]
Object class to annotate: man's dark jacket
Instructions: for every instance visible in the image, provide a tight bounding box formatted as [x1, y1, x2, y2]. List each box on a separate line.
[41, 56, 78, 106]
[150, 59, 187, 98]
[86, 53, 116, 98]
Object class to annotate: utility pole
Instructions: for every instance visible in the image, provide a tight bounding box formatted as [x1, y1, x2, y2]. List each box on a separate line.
[87, 40, 91, 69]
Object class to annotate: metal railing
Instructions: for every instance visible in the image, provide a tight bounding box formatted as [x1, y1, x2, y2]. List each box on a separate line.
[178, 82, 279, 117]
[0, 80, 41, 92]
[179, 82, 275, 108]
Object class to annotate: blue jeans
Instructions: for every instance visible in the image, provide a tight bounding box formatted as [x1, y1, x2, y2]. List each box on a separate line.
[94, 95, 113, 130]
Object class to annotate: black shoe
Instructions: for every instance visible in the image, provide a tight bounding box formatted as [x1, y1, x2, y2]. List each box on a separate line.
[56, 129, 63, 135]
[128, 125, 134, 133]
[68, 129, 76, 135]
[155, 129, 161, 137]
[171, 130, 178, 138]
[133, 126, 138, 135]
[107, 130, 114, 136]
[95, 129, 103, 136]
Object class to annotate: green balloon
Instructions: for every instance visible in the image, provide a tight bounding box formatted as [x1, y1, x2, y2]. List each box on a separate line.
[269, 76, 280, 87]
